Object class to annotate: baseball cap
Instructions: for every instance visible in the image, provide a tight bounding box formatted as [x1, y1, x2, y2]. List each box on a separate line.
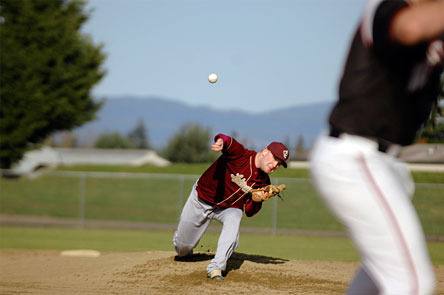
[267, 142, 290, 168]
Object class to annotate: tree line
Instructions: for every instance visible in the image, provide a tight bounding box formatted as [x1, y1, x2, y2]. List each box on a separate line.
[51, 120, 311, 163]
[89, 121, 220, 163]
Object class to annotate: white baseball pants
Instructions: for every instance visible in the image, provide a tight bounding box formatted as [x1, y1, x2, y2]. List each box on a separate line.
[310, 133, 435, 295]
[173, 182, 242, 274]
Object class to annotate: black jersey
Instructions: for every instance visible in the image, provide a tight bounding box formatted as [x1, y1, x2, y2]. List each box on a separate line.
[329, 0, 443, 146]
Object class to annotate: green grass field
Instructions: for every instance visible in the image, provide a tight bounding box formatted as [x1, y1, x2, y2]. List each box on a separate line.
[1, 165, 443, 235]
[1, 226, 443, 264]
[54, 163, 444, 182]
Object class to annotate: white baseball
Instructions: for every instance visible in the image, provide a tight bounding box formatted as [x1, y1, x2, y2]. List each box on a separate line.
[208, 73, 218, 83]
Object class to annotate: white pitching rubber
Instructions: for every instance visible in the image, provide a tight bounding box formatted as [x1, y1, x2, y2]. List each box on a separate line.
[60, 249, 101, 258]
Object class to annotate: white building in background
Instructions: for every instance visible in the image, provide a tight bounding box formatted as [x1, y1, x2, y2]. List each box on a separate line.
[55, 148, 170, 166]
[6, 144, 444, 177]
[398, 144, 444, 163]
[9, 147, 170, 176]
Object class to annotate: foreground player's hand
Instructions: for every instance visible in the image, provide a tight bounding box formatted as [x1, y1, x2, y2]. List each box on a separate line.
[211, 138, 224, 152]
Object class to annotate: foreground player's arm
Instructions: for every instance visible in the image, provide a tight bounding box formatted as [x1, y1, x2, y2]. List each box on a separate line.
[390, 0, 444, 45]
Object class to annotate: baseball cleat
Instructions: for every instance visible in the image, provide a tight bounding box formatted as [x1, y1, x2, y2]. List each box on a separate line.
[208, 269, 224, 281]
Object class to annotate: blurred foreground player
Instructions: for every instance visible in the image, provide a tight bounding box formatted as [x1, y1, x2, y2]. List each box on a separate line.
[310, 0, 444, 294]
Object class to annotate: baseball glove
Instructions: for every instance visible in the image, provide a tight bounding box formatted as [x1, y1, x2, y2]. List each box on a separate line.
[250, 184, 286, 202]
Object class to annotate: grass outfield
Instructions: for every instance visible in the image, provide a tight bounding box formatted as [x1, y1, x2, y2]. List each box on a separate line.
[55, 163, 444, 182]
[56, 163, 311, 178]
[1, 226, 444, 264]
[1, 166, 443, 235]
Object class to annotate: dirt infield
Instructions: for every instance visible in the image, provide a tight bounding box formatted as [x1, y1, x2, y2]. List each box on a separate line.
[0, 250, 443, 294]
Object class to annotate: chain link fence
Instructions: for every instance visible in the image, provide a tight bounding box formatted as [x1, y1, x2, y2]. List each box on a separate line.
[1, 171, 443, 236]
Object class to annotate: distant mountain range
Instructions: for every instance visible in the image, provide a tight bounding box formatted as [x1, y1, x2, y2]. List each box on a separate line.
[74, 96, 334, 150]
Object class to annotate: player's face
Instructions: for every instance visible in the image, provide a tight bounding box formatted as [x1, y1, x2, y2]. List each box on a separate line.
[260, 150, 280, 174]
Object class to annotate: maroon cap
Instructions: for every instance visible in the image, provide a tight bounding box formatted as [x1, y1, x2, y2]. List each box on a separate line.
[267, 142, 290, 168]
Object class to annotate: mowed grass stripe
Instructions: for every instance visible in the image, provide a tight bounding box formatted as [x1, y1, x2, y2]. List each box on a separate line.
[1, 226, 443, 264]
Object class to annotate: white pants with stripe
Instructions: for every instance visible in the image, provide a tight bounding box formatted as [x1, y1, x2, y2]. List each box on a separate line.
[310, 133, 435, 295]
[173, 182, 242, 274]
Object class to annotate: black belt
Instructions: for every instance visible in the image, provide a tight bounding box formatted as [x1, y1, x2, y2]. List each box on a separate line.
[329, 128, 391, 153]
[198, 197, 216, 207]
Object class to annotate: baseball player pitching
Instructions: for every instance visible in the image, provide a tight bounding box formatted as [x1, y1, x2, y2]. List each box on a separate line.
[310, 0, 444, 294]
[173, 133, 289, 280]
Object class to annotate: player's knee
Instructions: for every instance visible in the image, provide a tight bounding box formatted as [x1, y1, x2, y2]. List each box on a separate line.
[225, 209, 242, 225]
[417, 268, 435, 295]
[419, 281, 435, 295]
[383, 268, 435, 295]
[409, 262, 435, 295]
[174, 243, 194, 257]
[172, 234, 194, 256]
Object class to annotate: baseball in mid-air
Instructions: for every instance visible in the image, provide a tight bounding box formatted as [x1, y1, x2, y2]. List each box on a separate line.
[208, 73, 218, 84]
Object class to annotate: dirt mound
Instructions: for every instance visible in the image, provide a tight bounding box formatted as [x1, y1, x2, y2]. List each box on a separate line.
[0, 250, 442, 294]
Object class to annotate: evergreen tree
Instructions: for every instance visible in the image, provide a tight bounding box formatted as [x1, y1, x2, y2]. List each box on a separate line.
[229, 130, 239, 140]
[127, 119, 150, 149]
[420, 74, 444, 143]
[163, 123, 215, 163]
[60, 131, 78, 148]
[294, 135, 306, 160]
[0, 0, 105, 168]
[94, 132, 133, 149]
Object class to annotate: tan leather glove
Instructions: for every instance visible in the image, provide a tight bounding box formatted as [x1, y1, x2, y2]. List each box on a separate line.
[250, 184, 286, 202]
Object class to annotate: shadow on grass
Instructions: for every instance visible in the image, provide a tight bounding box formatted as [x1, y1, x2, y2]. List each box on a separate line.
[174, 251, 289, 276]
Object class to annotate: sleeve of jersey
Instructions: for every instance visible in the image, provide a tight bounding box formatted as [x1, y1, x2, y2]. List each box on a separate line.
[214, 133, 246, 159]
[244, 198, 262, 217]
[372, 0, 409, 50]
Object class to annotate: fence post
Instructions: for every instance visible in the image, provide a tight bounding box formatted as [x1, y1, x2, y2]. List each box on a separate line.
[79, 173, 86, 228]
[177, 175, 185, 221]
[271, 177, 278, 235]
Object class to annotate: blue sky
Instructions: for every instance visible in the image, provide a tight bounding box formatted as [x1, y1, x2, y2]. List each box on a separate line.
[83, 0, 367, 113]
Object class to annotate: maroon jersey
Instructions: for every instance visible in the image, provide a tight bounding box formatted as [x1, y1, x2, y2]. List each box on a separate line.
[196, 134, 270, 217]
